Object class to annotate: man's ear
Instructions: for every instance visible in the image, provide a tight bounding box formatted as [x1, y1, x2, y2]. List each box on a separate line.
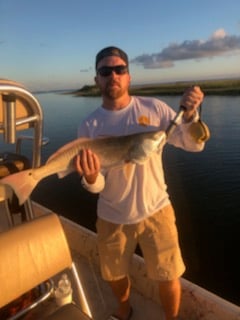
[128, 74, 132, 85]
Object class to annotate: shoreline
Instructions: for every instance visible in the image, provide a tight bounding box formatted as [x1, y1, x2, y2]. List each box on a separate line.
[68, 78, 240, 97]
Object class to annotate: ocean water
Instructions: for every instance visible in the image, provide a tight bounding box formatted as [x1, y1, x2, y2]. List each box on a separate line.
[7, 93, 240, 304]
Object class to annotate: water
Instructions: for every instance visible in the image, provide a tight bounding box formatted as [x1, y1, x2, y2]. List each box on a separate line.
[13, 93, 240, 304]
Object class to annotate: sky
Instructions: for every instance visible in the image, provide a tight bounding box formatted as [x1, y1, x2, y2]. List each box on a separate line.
[1, 0, 240, 91]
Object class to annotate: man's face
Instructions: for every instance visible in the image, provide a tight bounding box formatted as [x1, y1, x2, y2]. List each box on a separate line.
[95, 56, 131, 100]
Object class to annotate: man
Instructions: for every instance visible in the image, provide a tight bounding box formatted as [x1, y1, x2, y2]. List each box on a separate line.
[75, 46, 205, 320]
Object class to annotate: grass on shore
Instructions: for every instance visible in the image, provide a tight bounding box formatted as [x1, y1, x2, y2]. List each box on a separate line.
[70, 78, 240, 97]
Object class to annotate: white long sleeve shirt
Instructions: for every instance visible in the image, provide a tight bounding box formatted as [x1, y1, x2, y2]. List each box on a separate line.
[78, 96, 204, 224]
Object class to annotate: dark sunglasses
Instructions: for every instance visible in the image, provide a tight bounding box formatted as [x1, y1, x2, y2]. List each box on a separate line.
[97, 65, 128, 77]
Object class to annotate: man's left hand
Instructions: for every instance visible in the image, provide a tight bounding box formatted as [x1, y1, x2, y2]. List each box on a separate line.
[180, 86, 204, 122]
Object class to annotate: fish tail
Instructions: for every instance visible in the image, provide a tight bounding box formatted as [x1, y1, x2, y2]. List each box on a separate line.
[0, 169, 39, 205]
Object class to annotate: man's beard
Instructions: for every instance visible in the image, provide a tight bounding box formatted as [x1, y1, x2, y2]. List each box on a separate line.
[103, 80, 125, 99]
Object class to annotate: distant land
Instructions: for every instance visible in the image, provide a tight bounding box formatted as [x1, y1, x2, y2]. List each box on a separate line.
[33, 89, 72, 95]
[68, 78, 240, 97]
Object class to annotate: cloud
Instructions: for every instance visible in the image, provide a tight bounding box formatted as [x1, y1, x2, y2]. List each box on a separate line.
[131, 29, 240, 69]
[80, 67, 92, 73]
[210, 28, 227, 39]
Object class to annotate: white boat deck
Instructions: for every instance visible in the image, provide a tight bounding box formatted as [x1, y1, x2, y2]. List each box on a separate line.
[72, 249, 164, 320]
[60, 211, 240, 320]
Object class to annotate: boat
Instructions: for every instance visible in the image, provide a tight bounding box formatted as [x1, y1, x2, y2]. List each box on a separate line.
[41, 204, 240, 320]
[52, 206, 240, 320]
[0, 79, 240, 319]
[0, 201, 240, 320]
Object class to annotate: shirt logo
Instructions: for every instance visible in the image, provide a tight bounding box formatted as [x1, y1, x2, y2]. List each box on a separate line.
[138, 115, 150, 126]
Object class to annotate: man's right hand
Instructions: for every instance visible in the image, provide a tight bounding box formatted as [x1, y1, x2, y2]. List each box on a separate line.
[75, 149, 101, 184]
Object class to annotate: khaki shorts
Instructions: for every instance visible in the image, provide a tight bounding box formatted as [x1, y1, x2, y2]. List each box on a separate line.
[96, 204, 186, 281]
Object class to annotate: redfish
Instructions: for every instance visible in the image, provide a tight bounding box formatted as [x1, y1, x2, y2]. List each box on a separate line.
[0, 131, 166, 205]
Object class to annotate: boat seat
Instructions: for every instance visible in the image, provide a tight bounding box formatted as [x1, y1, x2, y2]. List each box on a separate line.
[0, 79, 46, 226]
[0, 213, 93, 319]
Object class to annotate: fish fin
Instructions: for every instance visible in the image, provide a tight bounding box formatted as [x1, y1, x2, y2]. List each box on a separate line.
[57, 168, 74, 179]
[132, 157, 148, 164]
[0, 170, 39, 205]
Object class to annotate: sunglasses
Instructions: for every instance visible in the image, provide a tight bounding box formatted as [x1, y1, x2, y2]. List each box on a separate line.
[97, 65, 128, 77]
